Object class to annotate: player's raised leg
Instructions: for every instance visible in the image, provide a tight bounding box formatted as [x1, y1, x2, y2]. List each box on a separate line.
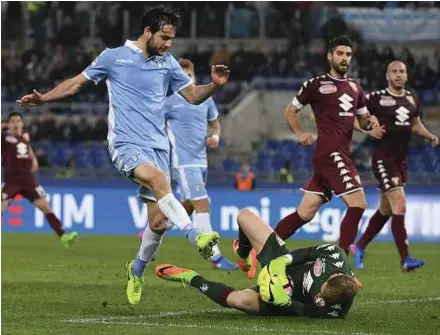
[233, 208, 280, 279]
[274, 191, 325, 239]
[30, 189, 79, 248]
[339, 189, 366, 255]
[387, 188, 425, 271]
[352, 194, 391, 269]
[134, 162, 219, 258]
[155, 264, 261, 313]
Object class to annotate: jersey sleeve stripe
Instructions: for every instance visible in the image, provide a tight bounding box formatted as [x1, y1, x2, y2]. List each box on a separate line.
[292, 97, 304, 110]
[356, 106, 368, 115]
[174, 79, 194, 94]
[82, 71, 92, 81]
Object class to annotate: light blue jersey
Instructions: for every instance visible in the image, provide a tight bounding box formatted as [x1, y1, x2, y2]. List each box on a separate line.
[166, 94, 219, 168]
[82, 40, 192, 152]
[82, 40, 192, 201]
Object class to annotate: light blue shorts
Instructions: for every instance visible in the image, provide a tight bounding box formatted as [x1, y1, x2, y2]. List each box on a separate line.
[173, 166, 208, 201]
[109, 143, 170, 201]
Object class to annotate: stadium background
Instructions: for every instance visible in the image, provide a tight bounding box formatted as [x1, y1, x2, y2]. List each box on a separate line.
[2, 1, 440, 242]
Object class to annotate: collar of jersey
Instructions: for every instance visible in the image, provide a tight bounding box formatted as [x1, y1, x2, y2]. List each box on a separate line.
[327, 73, 348, 81]
[385, 88, 405, 97]
[124, 39, 166, 63]
[124, 40, 143, 53]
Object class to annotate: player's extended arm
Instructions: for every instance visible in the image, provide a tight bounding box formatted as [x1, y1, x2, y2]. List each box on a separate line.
[179, 65, 229, 105]
[23, 134, 38, 173]
[356, 112, 380, 131]
[411, 117, 439, 147]
[283, 301, 346, 318]
[29, 146, 39, 173]
[17, 74, 89, 107]
[284, 104, 313, 145]
[354, 118, 385, 139]
[206, 119, 221, 149]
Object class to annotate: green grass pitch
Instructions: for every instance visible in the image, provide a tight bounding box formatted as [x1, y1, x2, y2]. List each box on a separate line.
[2, 233, 440, 335]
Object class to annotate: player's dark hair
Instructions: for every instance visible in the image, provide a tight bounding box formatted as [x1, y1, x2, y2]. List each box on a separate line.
[139, 5, 181, 35]
[7, 112, 23, 121]
[328, 35, 353, 54]
[321, 274, 358, 305]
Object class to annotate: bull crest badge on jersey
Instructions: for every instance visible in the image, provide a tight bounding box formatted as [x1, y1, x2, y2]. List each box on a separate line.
[406, 96, 416, 106]
[349, 81, 358, 93]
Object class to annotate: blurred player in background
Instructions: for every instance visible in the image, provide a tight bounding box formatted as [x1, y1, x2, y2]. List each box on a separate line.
[1, 112, 79, 248]
[273, 35, 381, 255]
[156, 209, 357, 318]
[17, 6, 230, 305]
[351, 61, 438, 271]
[165, 59, 237, 270]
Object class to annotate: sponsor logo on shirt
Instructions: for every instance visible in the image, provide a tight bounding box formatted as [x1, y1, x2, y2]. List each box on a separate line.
[116, 59, 134, 64]
[379, 98, 396, 106]
[313, 258, 324, 277]
[5, 136, 18, 144]
[319, 84, 337, 95]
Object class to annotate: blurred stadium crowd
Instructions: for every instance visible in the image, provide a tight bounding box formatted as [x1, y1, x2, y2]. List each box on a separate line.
[2, 1, 439, 183]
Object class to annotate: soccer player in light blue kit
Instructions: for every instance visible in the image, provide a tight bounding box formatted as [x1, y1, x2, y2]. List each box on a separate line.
[166, 59, 237, 270]
[17, 6, 230, 305]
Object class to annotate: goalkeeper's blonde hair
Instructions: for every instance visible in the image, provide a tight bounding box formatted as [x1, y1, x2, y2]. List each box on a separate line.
[321, 275, 358, 305]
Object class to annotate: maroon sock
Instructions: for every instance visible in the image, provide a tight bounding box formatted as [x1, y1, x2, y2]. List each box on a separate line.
[339, 207, 365, 254]
[357, 210, 390, 249]
[45, 213, 65, 237]
[274, 211, 308, 240]
[391, 215, 409, 261]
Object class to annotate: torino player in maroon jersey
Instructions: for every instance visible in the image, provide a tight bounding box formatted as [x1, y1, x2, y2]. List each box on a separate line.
[273, 35, 381, 256]
[351, 61, 438, 272]
[1, 112, 79, 248]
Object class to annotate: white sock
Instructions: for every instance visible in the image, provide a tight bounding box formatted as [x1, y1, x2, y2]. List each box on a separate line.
[195, 212, 222, 261]
[138, 224, 165, 263]
[157, 193, 194, 232]
[195, 212, 213, 232]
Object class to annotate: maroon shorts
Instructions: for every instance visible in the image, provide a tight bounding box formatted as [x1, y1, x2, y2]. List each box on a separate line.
[372, 152, 407, 193]
[1, 182, 46, 203]
[301, 151, 363, 202]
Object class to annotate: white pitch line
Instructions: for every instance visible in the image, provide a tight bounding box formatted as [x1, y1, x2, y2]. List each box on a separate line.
[62, 296, 440, 324]
[357, 297, 440, 305]
[64, 319, 389, 335]
[63, 308, 226, 323]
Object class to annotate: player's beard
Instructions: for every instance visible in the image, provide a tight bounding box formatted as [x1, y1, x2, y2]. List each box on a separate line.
[391, 79, 405, 90]
[332, 59, 349, 76]
[146, 37, 161, 56]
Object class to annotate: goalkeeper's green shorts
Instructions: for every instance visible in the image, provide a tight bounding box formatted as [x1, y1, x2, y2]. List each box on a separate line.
[257, 232, 290, 268]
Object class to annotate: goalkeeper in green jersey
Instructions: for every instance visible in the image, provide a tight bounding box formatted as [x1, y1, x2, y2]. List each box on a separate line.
[156, 209, 358, 318]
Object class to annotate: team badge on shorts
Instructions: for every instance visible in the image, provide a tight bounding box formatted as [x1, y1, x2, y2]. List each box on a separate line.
[392, 177, 399, 186]
[354, 175, 361, 185]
